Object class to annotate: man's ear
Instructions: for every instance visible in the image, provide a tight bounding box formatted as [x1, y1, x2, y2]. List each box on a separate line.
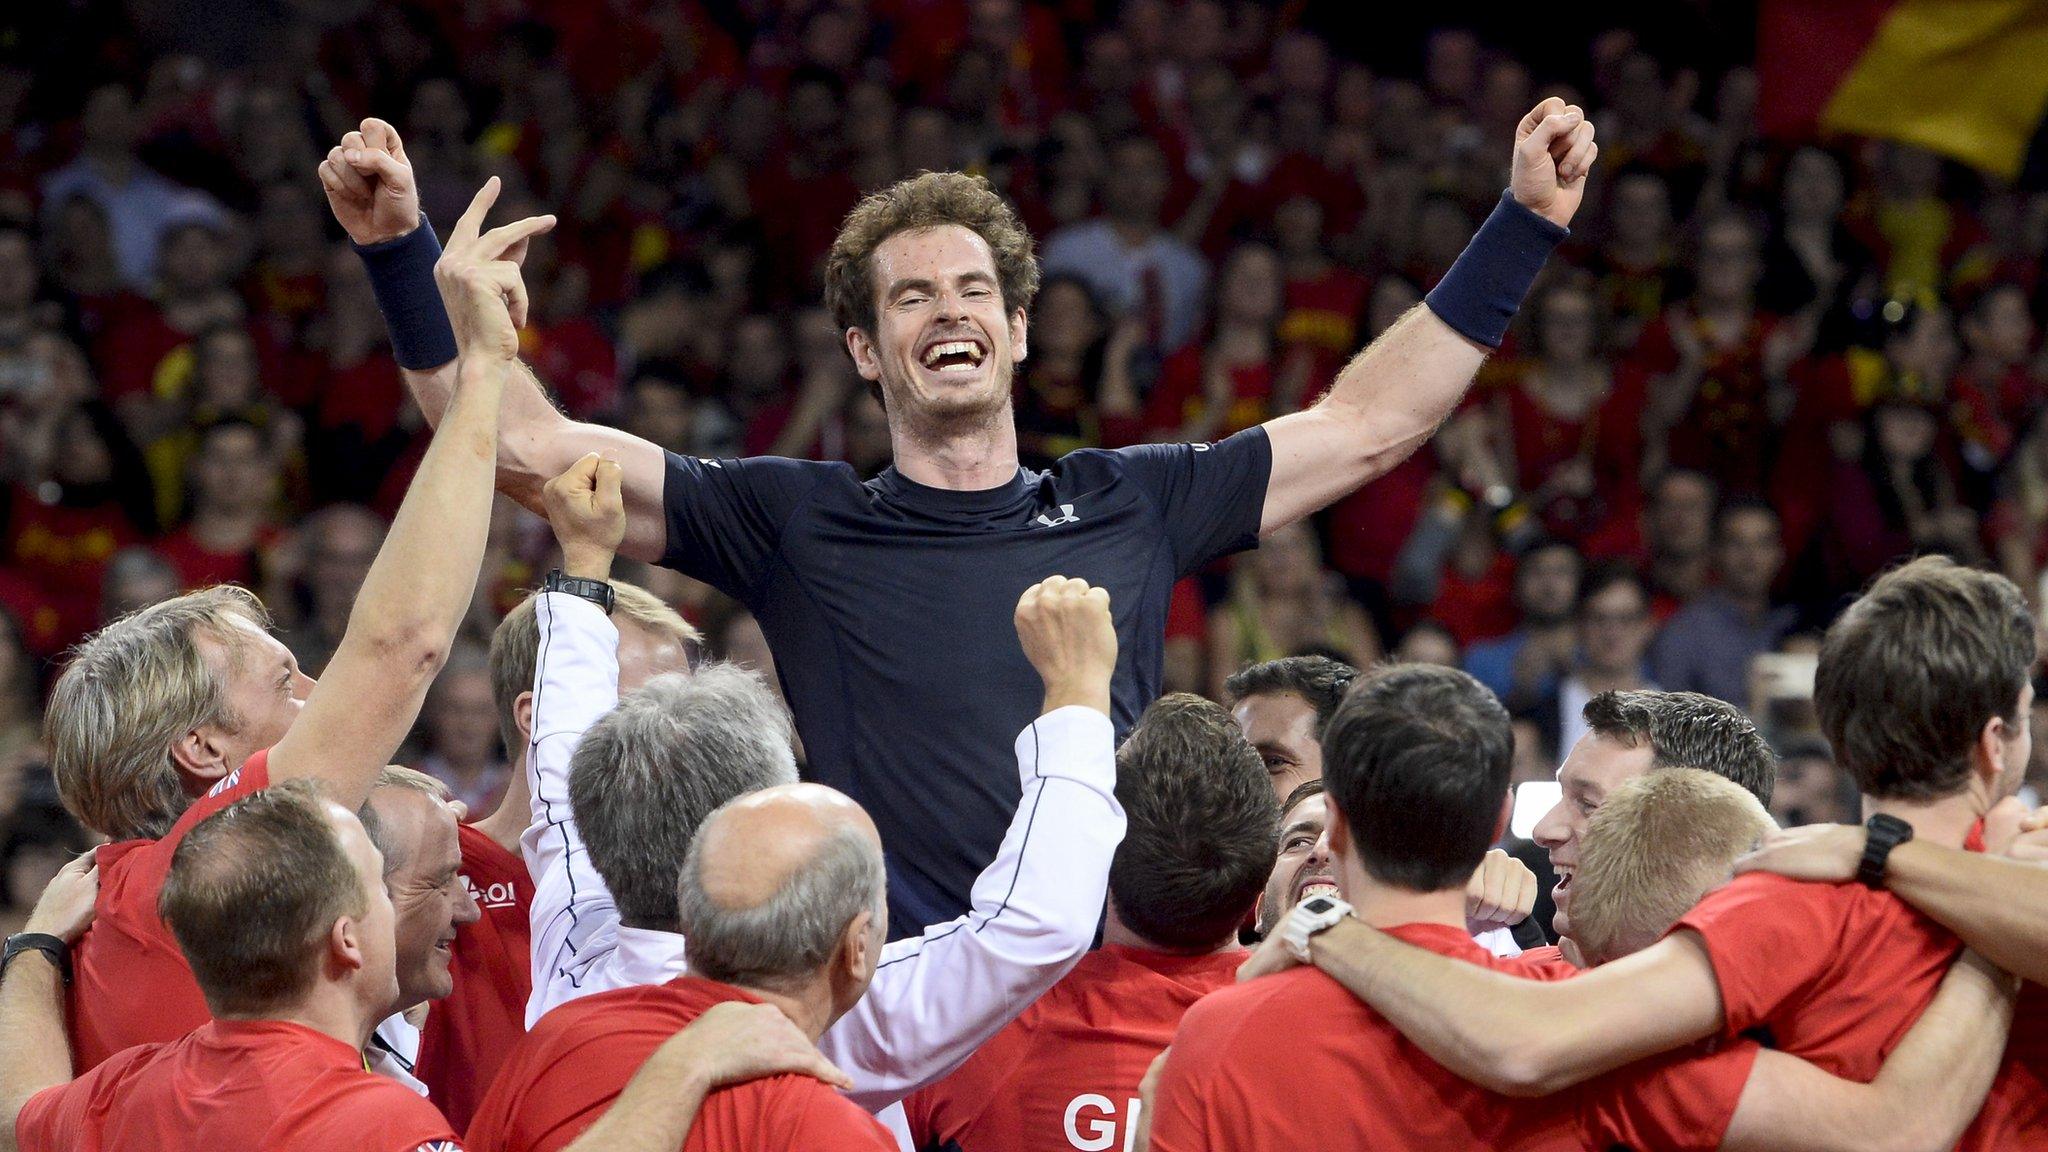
[1009, 308, 1029, 363]
[846, 327, 882, 382]
[513, 691, 535, 748]
[168, 727, 232, 789]
[1325, 801, 1352, 858]
[840, 908, 875, 979]
[330, 914, 365, 976]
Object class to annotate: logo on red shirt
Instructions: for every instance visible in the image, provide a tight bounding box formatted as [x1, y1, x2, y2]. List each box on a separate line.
[462, 874, 519, 910]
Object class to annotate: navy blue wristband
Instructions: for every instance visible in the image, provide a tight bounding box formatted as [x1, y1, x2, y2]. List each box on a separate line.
[352, 215, 459, 371]
[1424, 190, 1568, 349]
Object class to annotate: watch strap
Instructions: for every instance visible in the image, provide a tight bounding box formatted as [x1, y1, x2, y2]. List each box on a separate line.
[1281, 897, 1354, 963]
[543, 569, 614, 616]
[1857, 814, 1914, 888]
[2, 932, 70, 984]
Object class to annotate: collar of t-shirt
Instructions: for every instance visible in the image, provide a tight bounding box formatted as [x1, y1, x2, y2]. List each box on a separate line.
[203, 1018, 362, 1066]
[1098, 942, 1248, 981]
[366, 1013, 428, 1097]
[615, 924, 691, 987]
[871, 465, 1038, 519]
[1381, 920, 1493, 959]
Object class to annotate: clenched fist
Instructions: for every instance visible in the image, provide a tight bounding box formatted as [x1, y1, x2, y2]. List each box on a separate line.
[318, 118, 421, 247]
[1015, 576, 1117, 717]
[1510, 97, 1598, 228]
[543, 452, 626, 581]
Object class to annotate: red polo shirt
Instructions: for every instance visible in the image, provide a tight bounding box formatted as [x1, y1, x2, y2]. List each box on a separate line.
[1149, 922, 1581, 1151]
[903, 943, 1243, 1152]
[465, 975, 895, 1152]
[416, 823, 535, 1132]
[1677, 870, 2048, 1149]
[17, 1019, 461, 1152]
[69, 750, 273, 1070]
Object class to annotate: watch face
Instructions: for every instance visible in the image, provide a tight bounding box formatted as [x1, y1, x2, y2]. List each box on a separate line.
[1300, 895, 1340, 916]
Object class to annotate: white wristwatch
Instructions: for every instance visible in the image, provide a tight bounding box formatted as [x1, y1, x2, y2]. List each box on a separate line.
[1280, 894, 1354, 963]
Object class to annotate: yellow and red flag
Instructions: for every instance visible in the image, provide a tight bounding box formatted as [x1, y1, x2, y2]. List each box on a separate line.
[1759, 0, 2048, 180]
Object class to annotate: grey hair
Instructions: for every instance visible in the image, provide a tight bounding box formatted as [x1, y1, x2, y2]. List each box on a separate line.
[358, 765, 451, 877]
[568, 663, 798, 931]
[676, 812, 885, 994]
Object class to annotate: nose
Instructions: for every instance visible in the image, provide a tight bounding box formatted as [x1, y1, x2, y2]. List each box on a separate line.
[1308, 827, 1334, 867]
[455, 883, 482, 927]
[293, 672, 316, 701]
[1531, 797, 1570, 852]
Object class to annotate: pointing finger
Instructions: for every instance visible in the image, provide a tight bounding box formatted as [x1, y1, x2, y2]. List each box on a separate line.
[478, 214, 558, 260]
[451, 176, 502, 247]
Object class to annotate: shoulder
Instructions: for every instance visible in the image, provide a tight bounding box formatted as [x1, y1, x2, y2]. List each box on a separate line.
[762, 1074, 898, 1148]
[289, 1071, 460, 1148]
[663, 452, 851, 499]
[1176, 967, 1334, 1050]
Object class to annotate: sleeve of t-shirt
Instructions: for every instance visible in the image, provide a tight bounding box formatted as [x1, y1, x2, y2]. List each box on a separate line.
[1110, 426, 1272, 577]
[1673, 874, 1845, 1037]
[15, 1047, 141, 1152]
[1575, 1040, 1759, 1152]
[658, 453, 839, 603]
[323, 1081, 465, 1152]
[1147, 994, 1265, 1152]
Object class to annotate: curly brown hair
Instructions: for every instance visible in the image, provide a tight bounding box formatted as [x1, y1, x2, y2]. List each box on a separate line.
[823, 171, 1041, 339]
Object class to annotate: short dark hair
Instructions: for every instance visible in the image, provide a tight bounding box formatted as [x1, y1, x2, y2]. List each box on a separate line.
[160, 780, 368, 1018]
[1279, 777, 1326, 819]
[1815, 557, 2035, 800]
[1581, 690, 1777, 807]
[1577, 560, 1649, 612]
[1224, 655, 1360, 737]
[1109, 694, 1279, 951]
[1320, 664, 1512, 892]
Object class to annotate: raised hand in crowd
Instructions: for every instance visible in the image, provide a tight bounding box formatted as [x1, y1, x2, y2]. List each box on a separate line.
[1014, 576, 1119, 718]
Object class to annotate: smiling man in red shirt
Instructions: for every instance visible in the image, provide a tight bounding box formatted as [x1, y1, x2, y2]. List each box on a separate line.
[902, 692, 1277, 1152]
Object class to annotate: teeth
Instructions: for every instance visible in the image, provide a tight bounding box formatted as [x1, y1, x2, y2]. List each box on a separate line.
[1299, 881, 1340, 901]
[921, 340, 984, 368]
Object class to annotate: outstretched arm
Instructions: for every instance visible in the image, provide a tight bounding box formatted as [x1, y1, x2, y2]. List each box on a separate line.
[1720, 950, 2018, 1152]
[267, 181, 549, 810]
[821, 577, 1126, 1110]
[1257, 98, 1596, 534]
[1241, 915, 1723, 1095]
[320, 118, 669, 562]
[0, 854, 97, 1152]
[1738, 802, 2048, 985]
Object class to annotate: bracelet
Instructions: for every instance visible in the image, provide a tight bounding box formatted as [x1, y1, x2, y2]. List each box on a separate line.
[1425, 190, 1568, 349]
[1, 933, 70, 984]
[353, 214, 460, 371]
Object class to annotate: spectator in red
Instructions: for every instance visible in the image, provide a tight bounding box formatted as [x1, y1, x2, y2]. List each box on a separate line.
[1463, 538, 1583, 712]
[1586, 169, 1677, 353]
[93, 216, 246, 440]
[412, 646, 508, 814]
[1144, 243, 1306, 442]
[1013, 273, 1113, 467]
[304, 247, 413, 507]
[279, 503, 385, 676]
[96, 545, 179, 625]
[1950, 283, 2041, 480]
[1820, 387, 1984, 592]
[147, 324, 303, 525]
[1856, 143, 1994, 303]
[1639, 468, 1716, 618]
[3, 402, 154, 649]
[1473, 279, 1647, 548]
[0, 606, 38, 768]
[1273, 193, 1371, 388]
[154, 418, 285, 590]
[1209, 520, 1381, 700]
[1640, 213, 1802, 495]
[1323, 276, 1434, 601]
[1757, 146, 1871, 321]
[1990, 406, 2048, 614]
[243, 181, 331, 347]
[504, 191, 616, 420]
[1041, 133, 1211, 356]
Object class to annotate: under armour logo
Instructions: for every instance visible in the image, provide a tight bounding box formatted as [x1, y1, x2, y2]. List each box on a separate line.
[1033, 504, 1080, 527]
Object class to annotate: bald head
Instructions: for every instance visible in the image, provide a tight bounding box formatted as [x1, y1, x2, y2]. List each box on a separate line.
[677, 784, 886, 1003]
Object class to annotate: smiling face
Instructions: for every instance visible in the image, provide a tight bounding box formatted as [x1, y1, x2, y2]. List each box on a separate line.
[1256, 791, 1333, 936]
[1233, 690, 1323, 802]
[1531, 732, 1654, 943]
[368, 785, 480, 1010]
[846, 224, 1027, 428]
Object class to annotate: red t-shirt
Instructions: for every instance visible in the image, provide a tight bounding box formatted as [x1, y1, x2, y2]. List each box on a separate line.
[903, 944, 1242, 1152]
[69, 750, 273, 1071]
[465, 975, 896, 1152]
[416, 824, 535, 1132]
[152, 524, 283, 591]
[17, 1019, 461, 1152]
[1677, 871, 2048, 1149]
[1149, 922, 1580, 1151]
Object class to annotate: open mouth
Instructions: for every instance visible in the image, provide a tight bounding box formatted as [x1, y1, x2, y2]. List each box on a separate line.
[919, 337, 988, 374]
[1551, 867, 1573, 907]
[1296, 877, 1340, 904]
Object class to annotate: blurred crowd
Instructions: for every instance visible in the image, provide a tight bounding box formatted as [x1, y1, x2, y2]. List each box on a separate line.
[2, 0, 2048, 915]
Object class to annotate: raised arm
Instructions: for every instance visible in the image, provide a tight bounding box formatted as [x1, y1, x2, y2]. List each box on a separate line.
[559, 1002, 851, 1152]
[520, 455, 632, 1025]
[266, 182, 549, 810]
[1737, 803, 2048, 984]
[1256, 98, 1595, 534]
[1240, 914, 1723, 1096]
[319, 118, 669, 561]
[821, 576, 1126, 1111]
[0, 853, 97, 1152]
[1720, 950, 2018, 1152]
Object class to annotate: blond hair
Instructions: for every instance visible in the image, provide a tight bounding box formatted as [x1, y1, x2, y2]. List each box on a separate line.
[1569, 768, 1775, 965]
[47, 586, 272, 841]
[489, 582, 702, 757]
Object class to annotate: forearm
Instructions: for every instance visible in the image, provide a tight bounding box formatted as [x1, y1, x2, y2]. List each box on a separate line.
[0, 954, 71, 1147]
[824, 706, 1124, 1110]
[1886, 841, 2048, 983]
[557, 1048, 710, 1152]
[1722, 955, 2017, 1152]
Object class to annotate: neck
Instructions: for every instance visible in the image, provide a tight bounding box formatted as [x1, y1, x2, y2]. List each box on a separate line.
[1339, 854, 1467, 932]
[739, 981, 837, 1043]
[192, 505, 263, 544]
[226, 983, 377, 1052]
[1656, 552, 1707, 596]
[888, 406, 1021, 490]
[1102, 900, 1239, 955]
[1864, 789, 1992, 848]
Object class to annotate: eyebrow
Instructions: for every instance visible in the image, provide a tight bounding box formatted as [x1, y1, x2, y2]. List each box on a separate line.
[884, 270, 998, 300]
[1280, 818, 1323, 840]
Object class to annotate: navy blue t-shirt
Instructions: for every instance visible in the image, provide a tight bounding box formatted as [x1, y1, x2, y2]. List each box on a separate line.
[660, 427, 1272, 934]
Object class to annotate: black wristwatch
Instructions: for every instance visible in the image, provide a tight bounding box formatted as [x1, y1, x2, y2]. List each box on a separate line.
[1857, 814, 1915, 888]
[542, 569, 614, 616]
[1, 933, 70, 984]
